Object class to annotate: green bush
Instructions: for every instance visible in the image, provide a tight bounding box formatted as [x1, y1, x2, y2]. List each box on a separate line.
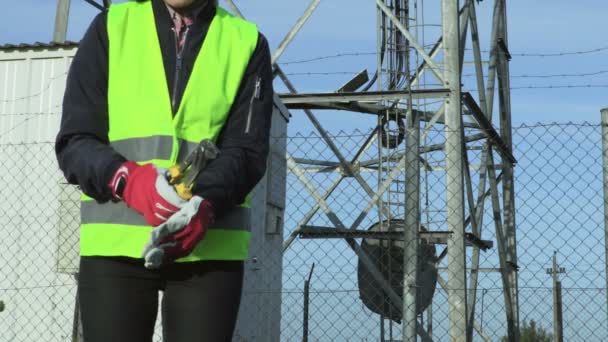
[501, 320, 552, 342]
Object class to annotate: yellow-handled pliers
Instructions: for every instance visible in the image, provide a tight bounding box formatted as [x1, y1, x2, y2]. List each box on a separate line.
[167, 140, 220, 200]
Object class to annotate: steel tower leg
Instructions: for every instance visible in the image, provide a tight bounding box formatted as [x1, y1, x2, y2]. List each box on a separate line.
[497, 2, 520, 339]
[403, 103, 421, 341]
[443, 0, 468, 340]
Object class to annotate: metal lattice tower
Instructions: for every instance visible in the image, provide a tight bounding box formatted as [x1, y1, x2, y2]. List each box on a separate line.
[270, 0, 519, 340]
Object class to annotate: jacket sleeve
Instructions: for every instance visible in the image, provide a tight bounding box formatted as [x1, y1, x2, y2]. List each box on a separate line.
[192, 33, 274, 216]
[55, 12, 126, 203]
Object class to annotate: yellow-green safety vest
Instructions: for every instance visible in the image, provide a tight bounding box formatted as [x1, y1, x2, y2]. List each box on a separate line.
[79, 0, 259, 262]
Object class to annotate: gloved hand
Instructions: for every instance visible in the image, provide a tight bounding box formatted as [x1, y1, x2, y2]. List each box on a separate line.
[141, 196, 214, 269]
[109, 161, 186, 226]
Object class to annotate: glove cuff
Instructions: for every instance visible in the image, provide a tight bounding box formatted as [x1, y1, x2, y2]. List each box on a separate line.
[109, 161, 138, 201]
[198, 198, 216, 224]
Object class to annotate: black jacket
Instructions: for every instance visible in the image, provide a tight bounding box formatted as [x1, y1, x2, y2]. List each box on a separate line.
[55, 0, 274, 216]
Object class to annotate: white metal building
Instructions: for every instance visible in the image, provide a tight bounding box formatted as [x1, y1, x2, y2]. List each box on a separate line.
[0, 42, 287, 341]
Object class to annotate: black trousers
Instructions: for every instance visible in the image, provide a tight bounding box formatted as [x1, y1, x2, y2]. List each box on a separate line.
[78, 256, 244, 342]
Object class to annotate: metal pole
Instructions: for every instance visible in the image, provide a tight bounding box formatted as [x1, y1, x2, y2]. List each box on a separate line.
[71, 274, 81, 342]
[437, 276, 490, 342]
[552, 253, 559, 342]
[427, 302, 433, 340]
[455, 7, 479, 339]
[497, 2, 519, 337]
[380, 316, 385, 342]
[442, 0, 468, 340]
[556, 281, 564, 342]
[487, 149, 517, 340]
[548, 252, 564, 342]
[53, 0, 71, 43]
[303, 263, 315, 342]
[480, 289, 486, 331]
[377, 5, 391, 340]
[468, 0, 488, 116]
[602, 108, 608, 336]
[463, 0, 497, 324]
[484, 0, 503, 117]
[462, 120, 482, 342]
[376, 13, 386, 341]
[401, 0, 420, 339]
[402, 108, 420, 342]
[458, 2, 470, 75]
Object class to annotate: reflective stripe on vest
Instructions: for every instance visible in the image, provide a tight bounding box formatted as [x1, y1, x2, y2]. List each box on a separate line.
[79, 1, 258, 260]
[81, 224, 251, 262]
[110, 136, 203, 163]
[81, 201, 251, 230]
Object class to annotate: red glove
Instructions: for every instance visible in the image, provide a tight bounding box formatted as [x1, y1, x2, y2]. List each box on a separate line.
[159, 199, 214, 262]
[142, 197, 214, 268]
[109, 161, 185, 226]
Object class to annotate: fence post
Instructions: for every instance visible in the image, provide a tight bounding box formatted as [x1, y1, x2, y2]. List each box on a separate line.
[303, 263, 315, 342]
[53, 0, 71, 43]
[601, 108, 608, 331]
[547, 251, 565, 342]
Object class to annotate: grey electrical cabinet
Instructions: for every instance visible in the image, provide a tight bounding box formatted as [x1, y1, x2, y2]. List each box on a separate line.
[234, 96, 289, 342]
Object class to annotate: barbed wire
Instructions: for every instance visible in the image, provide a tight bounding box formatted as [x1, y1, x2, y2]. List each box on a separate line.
[0, 283, 74, 292]
[0, 117, 37, 138]
[279, 52, 377, 65]
[512, 121, 600, 129]
[0, 140, 57, 146]
[508, 70, 608, 79]
[512, 45, 608, 57]
[0, 72, 68, 103]
[0, 111, 61, 117]
[285, 71, 374, 76]
[0, 105, 63, 139]
[495, 84, 608, 90]
[278, 45, 608, 66]
[284, 69, 608, 79]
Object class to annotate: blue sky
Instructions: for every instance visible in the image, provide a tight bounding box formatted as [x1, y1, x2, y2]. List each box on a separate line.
[2, 0, 607, 133]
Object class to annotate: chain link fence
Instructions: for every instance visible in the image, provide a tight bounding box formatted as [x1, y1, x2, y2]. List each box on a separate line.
[282, 122, 605, 341]
[0, 122, 605, 341]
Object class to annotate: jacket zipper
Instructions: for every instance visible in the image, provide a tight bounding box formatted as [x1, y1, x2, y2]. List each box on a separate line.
[245, 76, 262, 134]
[172, 28, 189, 114]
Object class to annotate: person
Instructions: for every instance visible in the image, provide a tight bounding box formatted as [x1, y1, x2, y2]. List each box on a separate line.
[55, 0, 273, 340]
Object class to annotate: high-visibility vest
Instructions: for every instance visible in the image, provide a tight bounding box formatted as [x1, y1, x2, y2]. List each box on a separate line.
[79, 0, 258, 262]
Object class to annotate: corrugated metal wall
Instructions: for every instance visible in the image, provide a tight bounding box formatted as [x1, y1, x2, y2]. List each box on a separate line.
[0, 47, 78, 341]
[0, 48, 72, 144]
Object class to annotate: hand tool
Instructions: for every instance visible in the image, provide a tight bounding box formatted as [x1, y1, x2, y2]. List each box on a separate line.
[167, 139, 219, 200]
